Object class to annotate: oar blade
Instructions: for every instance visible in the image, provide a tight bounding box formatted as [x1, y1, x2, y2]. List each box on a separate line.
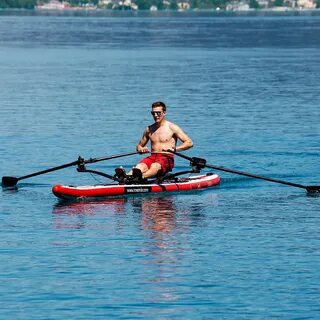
[2, 176, 19, 187]
[306, 186, 320, 194]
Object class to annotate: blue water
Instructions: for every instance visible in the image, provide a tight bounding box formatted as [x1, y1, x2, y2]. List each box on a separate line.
[1, 11, 320, 319]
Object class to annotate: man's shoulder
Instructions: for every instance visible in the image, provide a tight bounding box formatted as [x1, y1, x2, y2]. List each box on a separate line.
[148, 123, 156, 130]
[167, 121, 180, 131]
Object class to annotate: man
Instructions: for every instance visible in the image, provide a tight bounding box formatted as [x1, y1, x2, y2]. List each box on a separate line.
[116, 101, 193, 182]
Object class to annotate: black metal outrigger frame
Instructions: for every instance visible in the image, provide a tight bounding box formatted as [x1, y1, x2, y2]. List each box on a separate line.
[76, 156, 208, 185]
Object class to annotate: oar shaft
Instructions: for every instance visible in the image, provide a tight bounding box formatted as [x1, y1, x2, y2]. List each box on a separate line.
[19, 152, 139, 180]
[18, 160, 79, 181]
[5, 151, 139, 185]
[85, 151, 138, 164]
[205, 163, 306, 190]
[172, 151, 307, 190]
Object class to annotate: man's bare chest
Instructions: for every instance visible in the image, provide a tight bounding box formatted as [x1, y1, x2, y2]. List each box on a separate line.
[148, 127, 175, 143]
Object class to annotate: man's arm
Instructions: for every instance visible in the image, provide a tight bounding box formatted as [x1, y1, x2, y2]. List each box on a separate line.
[171, 123, 193, 152]
[136, 127, 150, 153]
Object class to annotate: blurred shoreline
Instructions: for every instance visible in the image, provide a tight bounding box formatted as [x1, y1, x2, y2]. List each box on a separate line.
[0, 8, 319, 16]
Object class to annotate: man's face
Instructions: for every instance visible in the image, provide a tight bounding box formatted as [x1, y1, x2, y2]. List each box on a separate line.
[151, 107, 165, 123]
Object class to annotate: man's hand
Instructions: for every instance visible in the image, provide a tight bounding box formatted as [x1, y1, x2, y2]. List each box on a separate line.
[137, 146, 149, 154]
[163, 148, 177, 153]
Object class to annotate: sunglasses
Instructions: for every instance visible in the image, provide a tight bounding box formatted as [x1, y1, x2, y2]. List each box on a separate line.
[151, 111, 163, 116]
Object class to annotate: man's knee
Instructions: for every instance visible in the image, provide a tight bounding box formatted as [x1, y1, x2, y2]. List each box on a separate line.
[150, 162, 162, 171]
[149, 163, 162, 176]
[136, 163, 148, 173]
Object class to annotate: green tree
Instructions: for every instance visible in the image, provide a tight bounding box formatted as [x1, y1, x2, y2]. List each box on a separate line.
[190, 0, 213, 9]
[0, 0, 8, 8]
[249, 0, 260, 8]
[190, 0, 226, 10]
[169, 0, 178, 9]
[273, 0, 284, 6]
[135, 0, 152, 10]
[154, 0, 165, 10]
[4, 0, 36, 8]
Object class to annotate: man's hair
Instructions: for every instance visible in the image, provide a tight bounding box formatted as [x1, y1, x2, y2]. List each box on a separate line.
[151, 101, 166, 112]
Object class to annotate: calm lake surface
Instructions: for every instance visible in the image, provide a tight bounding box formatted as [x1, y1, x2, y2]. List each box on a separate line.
[0, 11, 320, 319]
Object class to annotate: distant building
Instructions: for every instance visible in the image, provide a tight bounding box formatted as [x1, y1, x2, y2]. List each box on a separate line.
[283, 0, 296, 7]
[296, 0, 316, 8]
[112, 0, 138, 10]
[226, 1, 250, 10]
[99, 0, 113, 6]
[177, 2, 191, 10]
[256, 0, 270, 8]
[36, 0, 97, 10]
[36, 0, 71, 10]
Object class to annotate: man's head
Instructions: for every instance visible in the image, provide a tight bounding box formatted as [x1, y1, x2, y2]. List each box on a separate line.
[151, 101, 166, 112]
[151, 101, 166, 123]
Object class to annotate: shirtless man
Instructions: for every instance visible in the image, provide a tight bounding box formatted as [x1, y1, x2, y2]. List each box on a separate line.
[132, 101, 193, 179]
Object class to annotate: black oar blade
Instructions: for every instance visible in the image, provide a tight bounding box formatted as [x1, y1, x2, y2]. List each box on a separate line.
[306, 186, 320, 194]
[2, 176, 19, 187]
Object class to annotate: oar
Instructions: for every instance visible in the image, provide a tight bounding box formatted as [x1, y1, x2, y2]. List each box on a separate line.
[168, 150, 320, 193]
[2, 151, 138, 187]
[82, 151, 138, 165]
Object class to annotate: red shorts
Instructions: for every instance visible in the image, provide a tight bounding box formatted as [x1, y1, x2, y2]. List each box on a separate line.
[139, 153, 174, 175]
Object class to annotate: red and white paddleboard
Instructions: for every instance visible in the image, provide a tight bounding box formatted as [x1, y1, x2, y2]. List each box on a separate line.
[52, 173, 220, 200]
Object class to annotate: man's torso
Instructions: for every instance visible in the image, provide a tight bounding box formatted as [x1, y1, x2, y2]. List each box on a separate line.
[148, 121, 176, 153]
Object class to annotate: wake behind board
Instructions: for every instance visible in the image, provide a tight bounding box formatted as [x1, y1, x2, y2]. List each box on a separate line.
[52, 173, 220, 200]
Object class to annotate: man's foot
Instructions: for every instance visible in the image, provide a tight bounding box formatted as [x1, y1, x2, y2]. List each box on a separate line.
[127, 168, 145, 184]
[114, 167, 126, 184]
[132, 168, 143, 179]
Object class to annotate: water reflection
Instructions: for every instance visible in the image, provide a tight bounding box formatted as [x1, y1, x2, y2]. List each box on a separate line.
[51, 193, 219, 308]
[130, 196, 187, 307]
[51, 195, 181, 232]
[131, 196, 177, 234]
[52, 197, 127, 229]
[52, 193, 219, 231]
[53, 197, 126, 216]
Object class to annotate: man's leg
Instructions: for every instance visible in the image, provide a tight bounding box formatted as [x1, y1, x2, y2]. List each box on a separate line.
[128, 162, 148, 176]
[136, 162, 161, 179]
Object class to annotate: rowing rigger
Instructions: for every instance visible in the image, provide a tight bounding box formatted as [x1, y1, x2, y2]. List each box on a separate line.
[166, 150, 320, 194]
[1, 151, 139, 187]
[1, 151, 210, 188]
[2, 150, 319, 195]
